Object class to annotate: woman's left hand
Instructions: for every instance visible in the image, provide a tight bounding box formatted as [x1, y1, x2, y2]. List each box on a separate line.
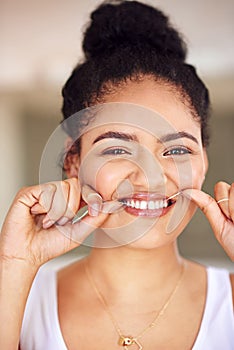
[183, 181, 234, 261]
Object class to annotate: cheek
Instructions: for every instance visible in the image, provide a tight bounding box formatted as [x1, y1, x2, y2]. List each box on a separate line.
[163, 157, 205, 190]
[163, 159, 193, 189]
[95, 160, 133, 199]
[191, 164, 205, 188]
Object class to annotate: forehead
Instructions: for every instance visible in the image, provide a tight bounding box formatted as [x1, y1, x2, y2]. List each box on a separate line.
[79, 101, 201, 142]
[101, 77, 199, 128]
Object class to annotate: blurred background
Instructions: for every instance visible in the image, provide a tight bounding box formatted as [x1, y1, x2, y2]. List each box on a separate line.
[1, 0, 234, 269]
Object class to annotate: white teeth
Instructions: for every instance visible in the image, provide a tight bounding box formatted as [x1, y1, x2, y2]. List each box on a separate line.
[123, 199, 169, 210]
[135, 200, 140, 209]
[140, 201, 147, 209]
[148, 201, 155, 210]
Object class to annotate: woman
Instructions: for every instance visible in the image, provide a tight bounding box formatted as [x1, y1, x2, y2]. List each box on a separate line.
[0, 1, 234, 349]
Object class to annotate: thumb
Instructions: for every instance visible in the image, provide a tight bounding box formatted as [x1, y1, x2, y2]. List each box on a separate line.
[81, 184, 103, 216]
[182, 188, 224, 241]
[56, 211, 109, 246]
[182, 188, 234, 261]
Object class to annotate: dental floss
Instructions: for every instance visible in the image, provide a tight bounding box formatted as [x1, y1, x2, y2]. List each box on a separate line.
[167, 191, 181, 201]
[72, 191, 182, 224]
[71, 199, 124, 224]
[72, 180, 134, 225]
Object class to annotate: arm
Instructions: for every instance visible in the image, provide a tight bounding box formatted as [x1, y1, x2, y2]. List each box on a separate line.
[0, 259, 38, 350]
[0, 179, 107, 349]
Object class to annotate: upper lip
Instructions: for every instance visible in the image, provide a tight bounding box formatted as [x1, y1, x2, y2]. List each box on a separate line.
[118, 192, 174, 202]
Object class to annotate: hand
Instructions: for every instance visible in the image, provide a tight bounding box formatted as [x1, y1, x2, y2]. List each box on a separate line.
[183, 181, 234, 261]
[0, 178, 108, 268]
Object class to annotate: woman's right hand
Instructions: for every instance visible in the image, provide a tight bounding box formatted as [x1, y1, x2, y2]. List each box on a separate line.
[0, 178, 107, 268]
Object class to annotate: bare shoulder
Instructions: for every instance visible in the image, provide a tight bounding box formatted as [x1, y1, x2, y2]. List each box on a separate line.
[230, 273, 234, 308]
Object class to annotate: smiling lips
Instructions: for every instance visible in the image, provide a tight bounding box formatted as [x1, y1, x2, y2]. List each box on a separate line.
[119, 194, 176, 217]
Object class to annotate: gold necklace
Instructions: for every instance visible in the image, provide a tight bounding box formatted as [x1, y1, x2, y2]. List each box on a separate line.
[85, 260, 185, 350]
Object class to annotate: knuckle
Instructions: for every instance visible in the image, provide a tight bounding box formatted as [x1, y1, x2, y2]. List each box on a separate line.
[17, 186, 28, 196]
[214, 181, 230, 197]
[214, 181, 225, 190]
[66, 177, 80, 190]
[60, 180, 70, 192]
[66, 203, 79, 217]
[201, 196, 214, 215]
[16, 186, 33, 199]
[45, 183, 56, 192]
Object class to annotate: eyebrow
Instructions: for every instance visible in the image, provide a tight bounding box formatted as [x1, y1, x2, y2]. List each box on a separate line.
[158, 131, 198, 144]
[93, 130, 198, 145]
[93, 131, 138, 144]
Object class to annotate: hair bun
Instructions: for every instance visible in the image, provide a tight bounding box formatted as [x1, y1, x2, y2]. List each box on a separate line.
[82, 0, 187, 61]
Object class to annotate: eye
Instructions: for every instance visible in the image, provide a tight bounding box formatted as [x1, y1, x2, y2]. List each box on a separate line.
[102, 147, 132, 156]
[163, 147, 192, 157]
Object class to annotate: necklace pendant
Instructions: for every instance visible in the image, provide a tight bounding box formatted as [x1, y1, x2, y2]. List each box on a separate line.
[118, 335, 134, 346]
[118, 335, 134, 349]
[118, 336, 143, 350]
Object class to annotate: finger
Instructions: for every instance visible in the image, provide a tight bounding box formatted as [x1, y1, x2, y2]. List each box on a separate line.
[214, 181, 231, 219]
[30, 203, 47, 214]
[58, 178, 81, 224]
[31, 183, 60, 214]
[81, 185, 103, 216]
[55, 211, 109, 246]
[81, 185, 123, 215]
[38, 183, 57, 213]
[43, 181, 69, 228]
[16, 184, 55, 216]
[182, 188, 225, 243]
[229, 183, 234, 221]
[7, 185, 56, 229]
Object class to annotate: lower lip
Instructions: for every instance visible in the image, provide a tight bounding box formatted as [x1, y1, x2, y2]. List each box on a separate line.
[123, 202, 175, 217]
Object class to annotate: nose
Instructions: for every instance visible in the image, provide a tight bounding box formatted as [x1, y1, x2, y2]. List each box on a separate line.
[128, 144, 166, 193]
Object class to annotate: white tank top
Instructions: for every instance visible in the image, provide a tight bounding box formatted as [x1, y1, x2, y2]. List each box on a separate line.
[20, 264, 234, 349]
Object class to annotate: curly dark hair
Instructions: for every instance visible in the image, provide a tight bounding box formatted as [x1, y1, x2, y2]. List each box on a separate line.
[61, 0, 210, 162]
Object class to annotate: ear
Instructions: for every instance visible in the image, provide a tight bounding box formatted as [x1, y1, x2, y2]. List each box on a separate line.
[63, 137, 80, 178]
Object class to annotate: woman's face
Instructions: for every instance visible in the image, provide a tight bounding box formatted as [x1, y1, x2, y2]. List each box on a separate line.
[77, 77, 208, 248]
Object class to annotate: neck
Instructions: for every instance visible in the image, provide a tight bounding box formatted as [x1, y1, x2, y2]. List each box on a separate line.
[86, 242, 183, 299]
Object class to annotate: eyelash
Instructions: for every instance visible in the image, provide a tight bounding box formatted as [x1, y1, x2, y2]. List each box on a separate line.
[101, 146, 192, 157]
[101, 147, 131, 156]
[163, 147, 192, 157]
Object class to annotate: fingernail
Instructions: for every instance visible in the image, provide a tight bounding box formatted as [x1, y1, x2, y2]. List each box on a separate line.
[56, 217, 69, 226]
[181, 189, 192, 199]
[43, 219, 54, 229]
[87, 192, 102, 203]
[102, 201, 123, 213]
[89, 202, 101, 216]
